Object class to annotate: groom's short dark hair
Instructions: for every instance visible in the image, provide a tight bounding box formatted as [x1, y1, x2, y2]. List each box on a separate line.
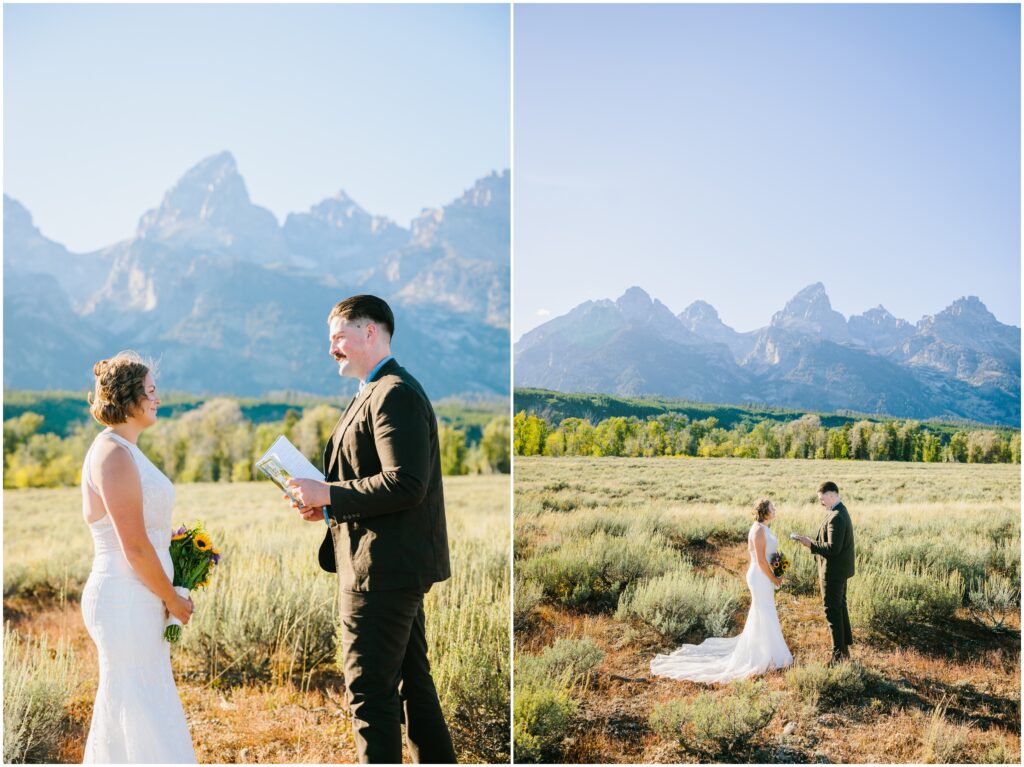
[328, 295, 395, 339]
[818, 481, 839, 494]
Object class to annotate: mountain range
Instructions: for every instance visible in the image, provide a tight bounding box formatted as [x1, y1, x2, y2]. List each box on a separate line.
[4, 152, 510, 398]
[514, 284, 1020, 426]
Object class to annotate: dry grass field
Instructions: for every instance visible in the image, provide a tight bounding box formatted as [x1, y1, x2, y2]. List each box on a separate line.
[4, 475, 510, 764]
[514, 457, 1020, 764]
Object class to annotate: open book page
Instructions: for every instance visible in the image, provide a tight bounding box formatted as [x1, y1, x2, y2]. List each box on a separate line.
[255, 436, 325, 506]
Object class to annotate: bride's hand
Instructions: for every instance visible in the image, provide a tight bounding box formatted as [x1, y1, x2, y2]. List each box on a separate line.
[166, 594, 194, 625]
[772, 575, 783, 588]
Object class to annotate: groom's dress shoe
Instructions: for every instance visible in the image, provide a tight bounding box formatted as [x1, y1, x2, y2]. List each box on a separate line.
[827, 649, 851, 667]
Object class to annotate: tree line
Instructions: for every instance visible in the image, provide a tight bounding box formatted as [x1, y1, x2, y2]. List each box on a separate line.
[513, 411, 1020, 463]
[4, 400, 511, 489]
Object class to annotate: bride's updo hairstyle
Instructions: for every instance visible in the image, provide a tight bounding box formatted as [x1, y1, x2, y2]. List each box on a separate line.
[88, 351, 152, 426]
[753, 499, 773, 523]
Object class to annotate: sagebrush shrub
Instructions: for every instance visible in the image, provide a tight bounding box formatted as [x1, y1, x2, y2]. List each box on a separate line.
[513, 657, 577, 763]
[967, 572, 1019, 634]
[518, 637, 604, 683]
[512, 638, 603, 763]
[522, 530, 681, 610]
[849, 564, 962, 631]
[786, 661, 866, 710]
[649, 679, 777, 758]
[185, 551, 337, 684]
[514, 574, 544, 631]
[4, 627, 79, 763]
[425, 537, 510, 764]
[616, 568, 742, 641]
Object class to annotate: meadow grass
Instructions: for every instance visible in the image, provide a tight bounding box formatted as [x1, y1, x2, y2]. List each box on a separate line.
[649, 679, 778, 759]
[3, 626, 80, 763]
[515, 457, 1020, 764]
[3, 475, 510, 763]
[513, 638, 602, 762]
[616, 567, 743, 641]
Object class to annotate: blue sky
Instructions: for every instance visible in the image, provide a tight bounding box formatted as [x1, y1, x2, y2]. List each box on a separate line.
[4, 4, 510, 252]
[514, 4, 1020, 335]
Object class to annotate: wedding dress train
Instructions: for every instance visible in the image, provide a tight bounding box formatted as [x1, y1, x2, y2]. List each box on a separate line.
[650, 522, 793, 683]
[80, 430, 196, 763]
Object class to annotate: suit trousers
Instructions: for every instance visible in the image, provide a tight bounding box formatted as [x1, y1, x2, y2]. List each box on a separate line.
[820, 576, 853, 661]
[338, 587, 457, 764]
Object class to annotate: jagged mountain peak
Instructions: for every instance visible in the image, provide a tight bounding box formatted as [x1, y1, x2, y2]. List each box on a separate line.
[409, 169, 510, 263]
[864, 304, 894, 318]
[779, 281, 833, 315]
[679, 300, 723, 325]
[4, 194, 33, 228]
[615, 286, 683, 328]
[162, 151, 247, 210]
[616, 285, 653, 308]
[852, 304, 911, 327]
[4, 191, 66, 253]
[937, 295, 996, 322]
[771, 281, 848, 340]
[679, 299, 735, 333]
[413, 170, 508, 232]
[135, 150, 276, 236]
[918, 296, 1004, 333]
[187, 149, 238, 178]
[310, 191, 371, 220]
[4, 158, 509, 398]
[458, 169, 509, 207]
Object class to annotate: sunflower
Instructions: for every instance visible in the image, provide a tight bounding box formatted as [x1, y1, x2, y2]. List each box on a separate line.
[171, 532, 187, 542]
[193, 532, 212, 551]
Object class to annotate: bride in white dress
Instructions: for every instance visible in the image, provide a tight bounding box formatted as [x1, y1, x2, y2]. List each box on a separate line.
[80, 352, 197, 763]
[651, 499, 793, 683]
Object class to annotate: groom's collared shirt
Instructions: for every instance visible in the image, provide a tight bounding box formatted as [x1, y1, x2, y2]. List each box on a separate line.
[359, 355, 394, 394]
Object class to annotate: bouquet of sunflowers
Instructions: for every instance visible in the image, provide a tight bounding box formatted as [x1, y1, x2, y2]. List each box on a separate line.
[769, 551, 790, 580]
[164, 523, 221, 643]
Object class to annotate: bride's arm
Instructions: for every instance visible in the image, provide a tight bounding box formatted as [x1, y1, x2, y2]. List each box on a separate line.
[92, 442, 193, 625]
[753, 527, 781, 585]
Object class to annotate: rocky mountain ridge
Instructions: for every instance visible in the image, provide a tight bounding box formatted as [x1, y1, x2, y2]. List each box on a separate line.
[514, 284, 1020, 425]
[4, 152, 510, 398]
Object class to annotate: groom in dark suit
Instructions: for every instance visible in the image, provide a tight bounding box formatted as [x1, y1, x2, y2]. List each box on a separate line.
[795, 481, 855, 665]
[286, 294, 457, 764]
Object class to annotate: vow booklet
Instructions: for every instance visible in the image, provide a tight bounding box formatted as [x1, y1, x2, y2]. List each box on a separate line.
[255, 436, 325, 510]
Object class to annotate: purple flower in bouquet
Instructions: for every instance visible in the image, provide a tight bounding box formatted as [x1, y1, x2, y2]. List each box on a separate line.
[769, 551, 790, 579]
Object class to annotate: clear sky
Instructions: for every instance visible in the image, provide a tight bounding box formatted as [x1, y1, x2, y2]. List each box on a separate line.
[514, 4, 1020, 336]
[4, 4, 510, 252]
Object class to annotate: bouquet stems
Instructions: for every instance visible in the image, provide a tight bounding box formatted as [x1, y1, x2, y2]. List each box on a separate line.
[164, 585, 192, 643]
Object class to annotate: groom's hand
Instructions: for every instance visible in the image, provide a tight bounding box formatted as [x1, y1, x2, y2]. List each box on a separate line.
[286, 478, 331, 508]
[282, 494, 326, 523]
[794, 535, 813, 548]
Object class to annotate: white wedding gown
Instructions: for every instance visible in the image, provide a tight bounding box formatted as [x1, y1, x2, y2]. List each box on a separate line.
[650, 522, 793, 683]
[80, 430, 196, 763]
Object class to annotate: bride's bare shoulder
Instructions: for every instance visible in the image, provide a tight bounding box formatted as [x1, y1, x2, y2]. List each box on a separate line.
[90, 437, 134, 478]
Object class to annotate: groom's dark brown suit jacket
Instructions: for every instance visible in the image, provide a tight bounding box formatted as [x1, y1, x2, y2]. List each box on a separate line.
[317, 358, 451, 592]
[810, 501, 855, 582]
